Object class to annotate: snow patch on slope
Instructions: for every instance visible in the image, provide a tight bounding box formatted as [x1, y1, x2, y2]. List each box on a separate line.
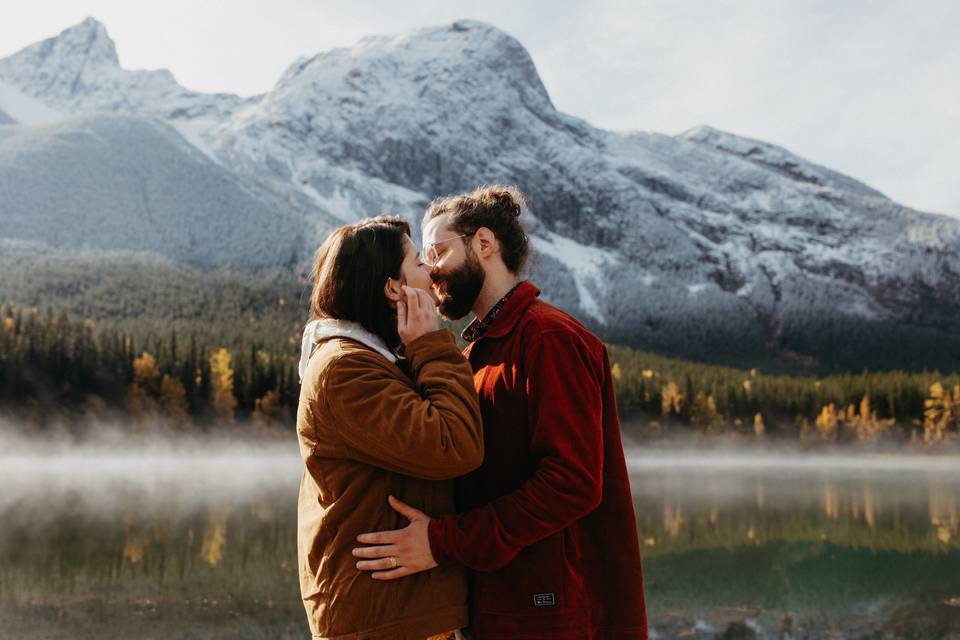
[170, 119, 222, 163]
[0, 80, 64, 125]
[531, 232, 618, 324]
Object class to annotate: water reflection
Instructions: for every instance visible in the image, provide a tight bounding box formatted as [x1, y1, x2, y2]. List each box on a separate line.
[0, 443, 302, 604]
[629, 452, 960, 555]
[1, 445, 959, 637]
[3, 449, 960, 580]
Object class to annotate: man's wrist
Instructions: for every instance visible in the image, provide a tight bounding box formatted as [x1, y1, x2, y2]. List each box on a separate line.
[427, 515, 458, 567]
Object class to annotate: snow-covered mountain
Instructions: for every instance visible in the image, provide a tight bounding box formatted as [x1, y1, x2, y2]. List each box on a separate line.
[2, 17, 959, 367]
[0, 18, 243, 121]
[199, 20, 960, 337]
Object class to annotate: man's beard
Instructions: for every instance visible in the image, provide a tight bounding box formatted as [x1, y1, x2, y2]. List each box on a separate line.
[435, 251, 485, 320]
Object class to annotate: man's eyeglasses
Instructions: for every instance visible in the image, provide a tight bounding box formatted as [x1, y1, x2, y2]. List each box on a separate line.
[423, 232, 475, 267]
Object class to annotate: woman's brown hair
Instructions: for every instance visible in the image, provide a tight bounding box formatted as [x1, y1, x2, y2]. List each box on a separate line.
[310, 215, 411, 350]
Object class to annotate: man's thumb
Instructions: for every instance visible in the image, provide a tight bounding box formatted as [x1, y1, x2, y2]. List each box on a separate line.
[388, 495, 424, 521]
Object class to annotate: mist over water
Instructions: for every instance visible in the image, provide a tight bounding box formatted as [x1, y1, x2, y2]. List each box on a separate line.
[1, 428, 959, 638]
[0, 426, 301, 515]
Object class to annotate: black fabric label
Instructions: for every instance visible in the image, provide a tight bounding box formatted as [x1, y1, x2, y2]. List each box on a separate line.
[533, 592, 556, 607]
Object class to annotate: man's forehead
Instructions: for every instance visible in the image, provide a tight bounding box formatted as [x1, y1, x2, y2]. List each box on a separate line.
[422, 215, 452, 243]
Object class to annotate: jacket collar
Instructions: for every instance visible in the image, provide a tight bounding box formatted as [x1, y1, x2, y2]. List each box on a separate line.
[466, 280, 540, 345]
[299, 318, 398, 382]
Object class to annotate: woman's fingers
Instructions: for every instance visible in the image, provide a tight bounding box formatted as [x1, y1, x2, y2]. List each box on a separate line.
[403, 286, 421, 317]
[397, 286, 439, 344]
[396, 298, 407, 332]
[415, 288, 436, 314]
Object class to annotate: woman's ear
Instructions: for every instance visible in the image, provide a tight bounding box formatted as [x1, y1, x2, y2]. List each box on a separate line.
[384, 277, 402, 302]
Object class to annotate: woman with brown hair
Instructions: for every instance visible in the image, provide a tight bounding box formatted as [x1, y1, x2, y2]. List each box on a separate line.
[295, 215, 482, 640]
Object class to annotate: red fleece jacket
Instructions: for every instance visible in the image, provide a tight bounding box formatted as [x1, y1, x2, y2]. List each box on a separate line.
[427, 282, 648, 640]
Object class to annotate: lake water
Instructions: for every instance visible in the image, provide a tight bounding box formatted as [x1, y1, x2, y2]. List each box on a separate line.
[1, 439, 958, 639]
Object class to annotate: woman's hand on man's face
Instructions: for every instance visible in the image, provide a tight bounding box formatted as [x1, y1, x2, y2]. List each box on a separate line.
[397, 285, 439, 345]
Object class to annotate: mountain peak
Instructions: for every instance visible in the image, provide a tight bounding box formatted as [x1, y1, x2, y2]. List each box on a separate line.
[45, 17, 119, 67]
[0, 16, 121, 107]
[272, 19, 555, 120]
[417, 20, 550, 102]
[0, 17, 241, 120]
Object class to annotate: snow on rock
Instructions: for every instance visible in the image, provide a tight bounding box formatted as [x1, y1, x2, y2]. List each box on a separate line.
[680, 125, 886, 199]
[0, 79, 64, 124]
[530, 231, 620, 323]
[686, 283, 711, 296]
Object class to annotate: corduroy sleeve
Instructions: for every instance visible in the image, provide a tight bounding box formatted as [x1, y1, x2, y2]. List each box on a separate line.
[324, 330, 484, 481]
[427, 329, 605, 570]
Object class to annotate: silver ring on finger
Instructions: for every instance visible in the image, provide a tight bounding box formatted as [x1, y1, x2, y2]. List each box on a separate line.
[389, 556, 399, 569]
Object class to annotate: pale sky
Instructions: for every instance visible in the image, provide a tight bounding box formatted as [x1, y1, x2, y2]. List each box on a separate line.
[2, 0, 958, 217]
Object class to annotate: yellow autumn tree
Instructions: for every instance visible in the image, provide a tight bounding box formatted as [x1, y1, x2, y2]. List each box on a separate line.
[815, 403, 839, 441]
[128, 352, 161, 417]
[160, 374, 190, 425]
[661, 381, 683, 417]
[924, 382, 960, 445]
[252, 389, 287, 426]
[209, 347, 237, 423]
[689, 391, 723, 431]
[610, 363, 622, 381]
[812, 395, 894, 443]
[201, 510, 228, 567]
[753, 412, 765, 439]
[850, 394, 895, 442]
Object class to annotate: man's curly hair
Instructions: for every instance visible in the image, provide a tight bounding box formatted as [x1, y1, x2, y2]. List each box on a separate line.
[423, 185, 530, 274]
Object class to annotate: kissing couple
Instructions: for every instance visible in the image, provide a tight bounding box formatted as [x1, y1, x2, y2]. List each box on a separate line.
[295, 185, 647, 640]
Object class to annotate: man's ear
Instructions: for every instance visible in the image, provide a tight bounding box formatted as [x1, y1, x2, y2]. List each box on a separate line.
[384, 277, 402, 302]
[474, 227, 499, 258]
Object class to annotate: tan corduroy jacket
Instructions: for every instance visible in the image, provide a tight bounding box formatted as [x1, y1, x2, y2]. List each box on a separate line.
[296, 329, 484, 640]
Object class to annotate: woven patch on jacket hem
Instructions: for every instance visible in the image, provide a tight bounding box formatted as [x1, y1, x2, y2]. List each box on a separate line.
[533, 592, 556, 607]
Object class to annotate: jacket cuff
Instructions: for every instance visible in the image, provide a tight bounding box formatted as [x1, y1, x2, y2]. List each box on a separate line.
[427, 515, 459, 567]
[404, 329, 458, 371]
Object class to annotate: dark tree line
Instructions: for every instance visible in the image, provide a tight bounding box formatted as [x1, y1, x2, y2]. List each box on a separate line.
[0, 306, 299, 426]
[3, 305, 959, 444]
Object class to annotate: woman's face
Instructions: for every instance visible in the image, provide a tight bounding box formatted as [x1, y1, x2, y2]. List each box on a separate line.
[396, 235, 435, 296]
